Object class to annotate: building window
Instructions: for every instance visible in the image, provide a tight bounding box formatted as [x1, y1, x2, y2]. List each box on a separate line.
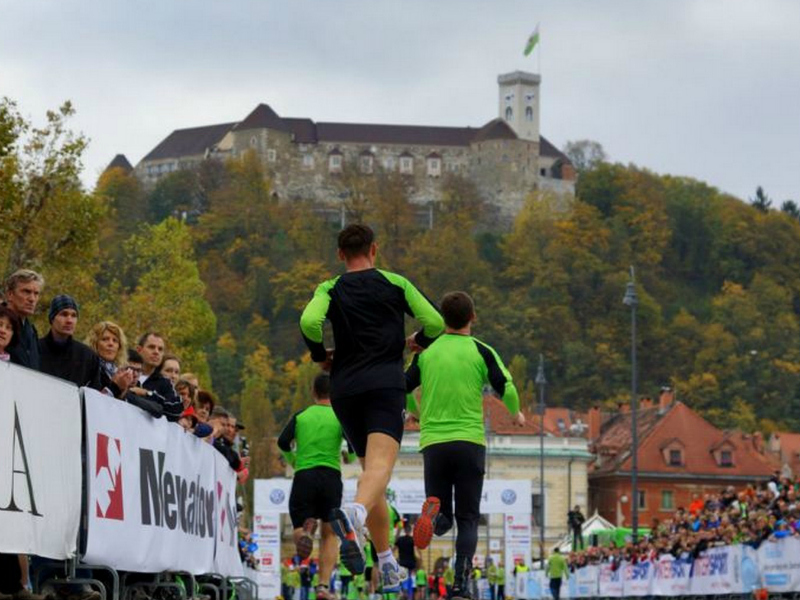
[360, 155, 374, 174]
[661, 490, 674, 510]
[328, 155, 342, 173]
[383, 156, 396, 171]
[250, 135, 258, 148]
[721, 450, 733, 466]
[400, 157, 413, 174]
[531, 494, 544, 529]
[505, 107, 513, 121]
[526, 106, 533, 122]
[267, 149, 277, 162]
[637, 490, 646, 510]
[302, 154, 314, 169]
[427, 158, 441, 177]
[669, 449, 682, 466]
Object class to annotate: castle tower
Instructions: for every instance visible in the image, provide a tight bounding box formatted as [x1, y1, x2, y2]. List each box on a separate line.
[497, 71, 541, 142]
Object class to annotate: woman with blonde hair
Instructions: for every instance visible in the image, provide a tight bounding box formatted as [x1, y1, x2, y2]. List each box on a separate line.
[85, 320, 135, 398]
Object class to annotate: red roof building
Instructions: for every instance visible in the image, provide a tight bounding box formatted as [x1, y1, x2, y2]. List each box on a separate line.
[588, 389, 777, 527]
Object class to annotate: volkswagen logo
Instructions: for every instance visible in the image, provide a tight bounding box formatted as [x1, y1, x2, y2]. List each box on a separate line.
[270, 489, 286, 504]
[501, 489, 517, 505]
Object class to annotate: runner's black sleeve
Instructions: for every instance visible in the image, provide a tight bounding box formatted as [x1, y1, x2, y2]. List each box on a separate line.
[277, 412, 299, 452]
[405, 353, 422, 392]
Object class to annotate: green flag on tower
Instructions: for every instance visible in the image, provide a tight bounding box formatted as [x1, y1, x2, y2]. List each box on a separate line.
[524, 24, 540, 56]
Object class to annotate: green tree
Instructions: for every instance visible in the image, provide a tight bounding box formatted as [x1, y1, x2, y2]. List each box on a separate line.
[562, 139, 607, 173]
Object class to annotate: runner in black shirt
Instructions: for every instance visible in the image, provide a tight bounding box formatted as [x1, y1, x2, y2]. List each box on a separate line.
[300, 224, 443, 593]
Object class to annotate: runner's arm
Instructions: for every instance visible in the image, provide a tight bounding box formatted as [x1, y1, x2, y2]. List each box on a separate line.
[405, 353, 421, 392]
[277, 413, 299, 466]
[475, 341, 520, 416]
[300, 280, 335, 362]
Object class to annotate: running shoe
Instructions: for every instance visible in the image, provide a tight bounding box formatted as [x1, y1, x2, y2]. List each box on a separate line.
[380, 561, 408, 594]
[413, 496, 441, 549]
[329, 506, 367, 574]
[315, 586, 333, 600]
[296, 517, 317, 559]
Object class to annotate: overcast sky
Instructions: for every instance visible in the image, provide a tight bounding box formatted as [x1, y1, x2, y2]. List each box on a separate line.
[2, 0, 798, 203]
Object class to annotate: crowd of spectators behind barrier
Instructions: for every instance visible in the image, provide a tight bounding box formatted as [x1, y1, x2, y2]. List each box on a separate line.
[0, 269, 254, 600]
[565, 474, 800, 572]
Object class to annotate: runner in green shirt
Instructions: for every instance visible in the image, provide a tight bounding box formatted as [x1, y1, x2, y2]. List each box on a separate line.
[405, 291, 524, 600]
[278, 374, 354, 600]
[546, 549, 569, 600]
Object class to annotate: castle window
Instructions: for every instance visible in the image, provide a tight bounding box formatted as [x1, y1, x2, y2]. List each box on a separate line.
[328, 154, 342, 173]
[400, 156, 413, 174]
[427, 158, 441, 177]
[505, 107, 513, 121]
[302, 154, 314, 169]
[540, 168, 547, 176]
[267, 149, 277, 162]
[360, 155, 374, 174]
[250, 135, 258, 148]
[383, 156, 396, 171]
[526, 106, 533, 122]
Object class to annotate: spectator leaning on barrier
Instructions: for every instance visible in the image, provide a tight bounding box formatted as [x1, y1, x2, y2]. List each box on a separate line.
[121, 349, 164, 418]
[84, 320, 135, 397]
[38, 294, 104, 390]
[130, 331, 182, 420]
[161, 353, 181, 386]
[3, 269, 44, 369]
[0, 303, 20, 362]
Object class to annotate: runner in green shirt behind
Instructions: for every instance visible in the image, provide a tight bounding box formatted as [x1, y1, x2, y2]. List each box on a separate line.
[545, 549, 569, 600]
[278, 373, 354, 600]
[405, 291, 525, 600]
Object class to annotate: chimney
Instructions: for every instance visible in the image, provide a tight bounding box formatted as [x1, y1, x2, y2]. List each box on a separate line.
[659, 386, 674, 412]
[640, 397, 653, 410]
[753, 431, 764, 453]
[588, 406, 601, 441]
[769, 433, 781, 453]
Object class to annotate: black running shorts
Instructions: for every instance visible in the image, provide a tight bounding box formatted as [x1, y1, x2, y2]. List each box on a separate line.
[288, 466, 343, 529]
[331, 388, 406, 457]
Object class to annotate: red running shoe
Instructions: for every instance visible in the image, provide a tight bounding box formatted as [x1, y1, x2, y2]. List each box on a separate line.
[414, 496, 441, 549]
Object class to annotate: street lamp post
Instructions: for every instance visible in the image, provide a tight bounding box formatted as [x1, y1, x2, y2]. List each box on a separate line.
[622, 266, 639, 543]
[535, 354, 547, 561]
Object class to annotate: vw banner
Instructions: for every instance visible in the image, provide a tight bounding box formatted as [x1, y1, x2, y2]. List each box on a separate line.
[0, 362, 82, 558]
[84, 388, 240, 575]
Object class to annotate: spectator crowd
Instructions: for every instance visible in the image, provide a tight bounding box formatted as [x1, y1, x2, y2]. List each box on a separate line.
[0, 269, 253, 600]
[565, 474, 800, 572]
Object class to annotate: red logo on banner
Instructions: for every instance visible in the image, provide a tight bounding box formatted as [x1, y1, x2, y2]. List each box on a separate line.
[95, 433, 124, 520]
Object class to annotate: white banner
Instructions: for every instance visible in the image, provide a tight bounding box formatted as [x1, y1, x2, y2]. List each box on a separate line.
[568, 564, 598, 598]
[505, 513, 532, 588]
[0, 363, 82, 558]
[689, 544, 743, 596]
[755, 537, 800, 592]
[622, 559, 654, 597]
[212, 450, 244, 577]
[84, 388, 241, 575]
[652, 554, 692, 596]
[597, 563, 624, 597]
[253, 512, 281, 600]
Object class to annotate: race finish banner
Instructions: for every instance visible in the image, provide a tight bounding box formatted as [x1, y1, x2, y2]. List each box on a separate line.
[0, 362, 82, 558]
[84, 388, 242, 576]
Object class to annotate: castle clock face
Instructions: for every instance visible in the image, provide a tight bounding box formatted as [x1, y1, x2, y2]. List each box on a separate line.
[525, 93, 535, 103]
[505, 93, 514, 105]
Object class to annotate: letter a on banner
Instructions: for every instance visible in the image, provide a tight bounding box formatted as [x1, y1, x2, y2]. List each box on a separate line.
[0, 403, 41, 516]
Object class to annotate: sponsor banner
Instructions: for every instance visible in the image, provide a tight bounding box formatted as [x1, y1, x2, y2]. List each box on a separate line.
[597, 563, 624, 597]
[652, 554, 692, 596]
[0, 363, 82, 558]
[84, 389, 240, 575]
[253, 513, 281, 600]
[756, 537, 800, 592]
[622, 559, 654, 596]
[254, 479, 292, 514]
[689, 544, 743, 595]
[212, 450, 244, 577]
[504, 513, 532, 588]
[568, 564, 598, 598]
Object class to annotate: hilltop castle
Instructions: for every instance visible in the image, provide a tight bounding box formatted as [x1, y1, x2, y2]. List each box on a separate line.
[127, 71, 575, 219]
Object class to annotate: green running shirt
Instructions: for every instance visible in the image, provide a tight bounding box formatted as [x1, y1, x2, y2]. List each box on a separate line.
[405, 333, 520, 450]
[277, 403, 352, 472]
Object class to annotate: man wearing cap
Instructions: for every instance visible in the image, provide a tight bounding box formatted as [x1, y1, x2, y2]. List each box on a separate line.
[3, 269, 45, 369]
[38, 294, 104, 389]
